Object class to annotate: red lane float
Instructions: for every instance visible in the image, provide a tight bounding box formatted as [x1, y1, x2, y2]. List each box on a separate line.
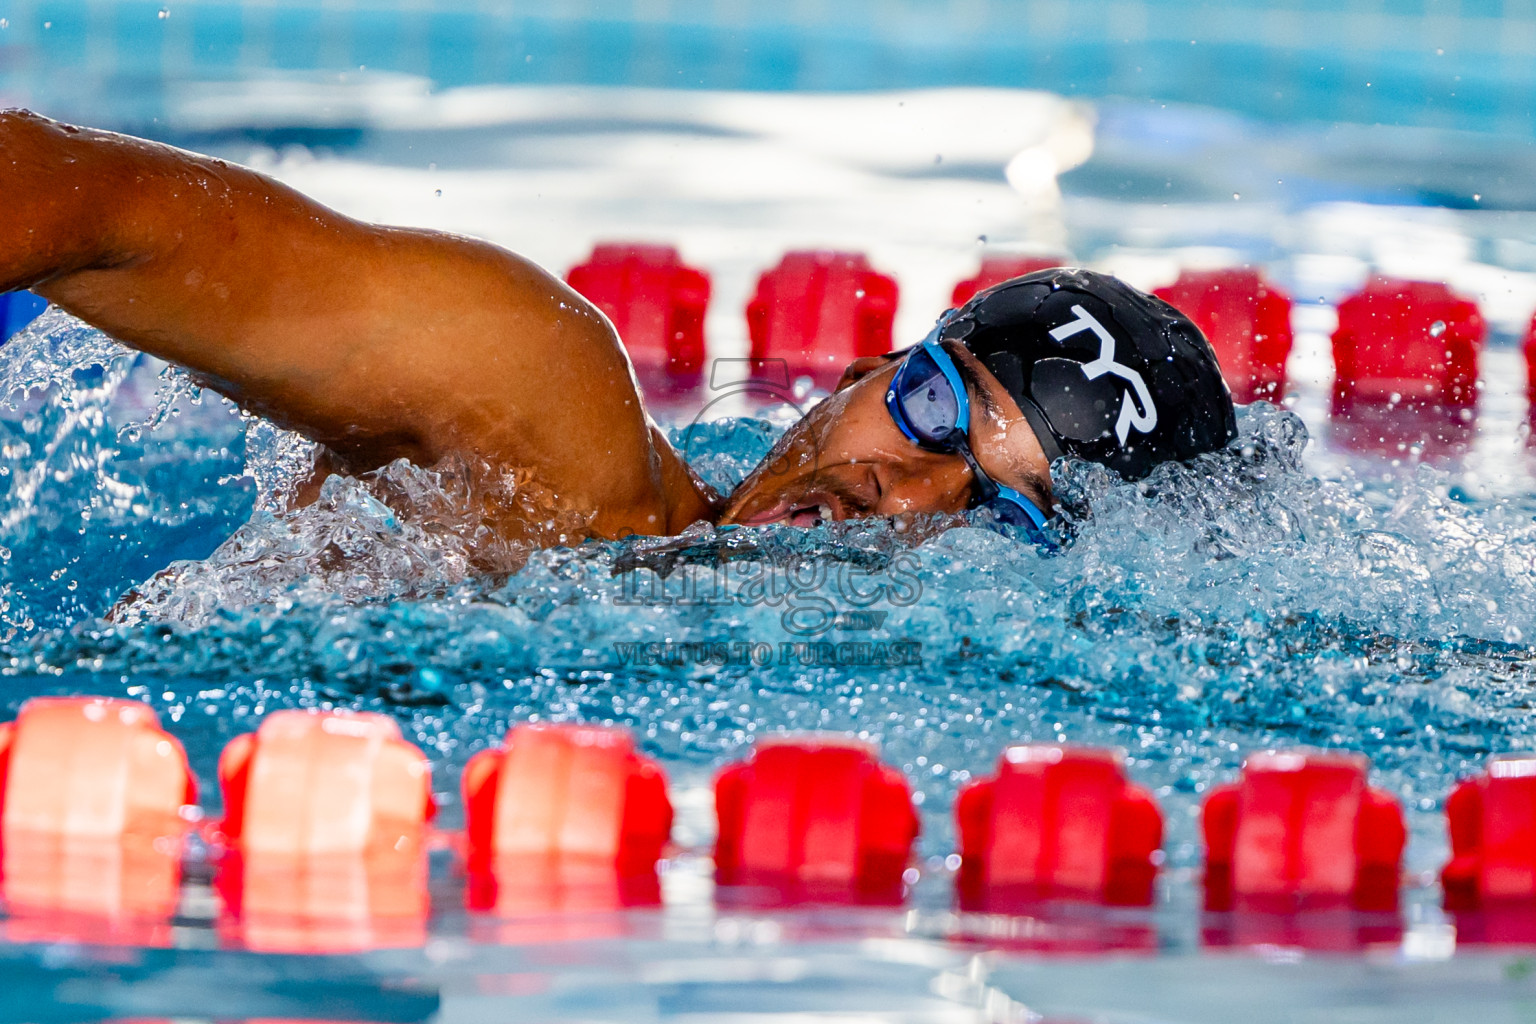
[1199, 905, 1404, 952]
[955, 745, 1162, 908]
[218, 846, 430, 954]
[1524, 313, 1536, 431]
[1442, 753, 1536, 909]
[1331, 276, 1484, 413]
[0, 696, 195, 839]
[1202, 750, 1404, 911]
[1441, 753, 1536, 946]
[566, 243, 711, 391]
[0, 697, 194, 945]
[463, 722, 672, 915]
[1153, 268, 1294, 403]
[746, 251, 898, 393]
[950, 254, 1068, 307]
[217, 710, 433, 854]
[714, 736, 918, 904]
[214, 710, 434, 952]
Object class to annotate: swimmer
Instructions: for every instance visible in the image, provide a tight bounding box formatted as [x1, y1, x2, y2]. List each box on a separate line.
[0, 110, 1236, 551]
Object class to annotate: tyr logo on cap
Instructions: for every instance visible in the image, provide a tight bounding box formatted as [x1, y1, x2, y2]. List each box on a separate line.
[1047, 305, 1159, 446]
[952, 266, 1238, 481]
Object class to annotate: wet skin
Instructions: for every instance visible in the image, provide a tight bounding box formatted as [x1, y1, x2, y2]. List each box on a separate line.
[719, 349, 1052, 528]
[0, 110, 1051, 549]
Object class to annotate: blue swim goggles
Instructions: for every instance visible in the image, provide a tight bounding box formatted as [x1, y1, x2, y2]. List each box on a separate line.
[884, 339, 1053, 545]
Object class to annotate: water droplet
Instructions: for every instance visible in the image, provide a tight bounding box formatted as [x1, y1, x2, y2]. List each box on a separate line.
[1473, 193, 1482, 202]
[1232, 192, 1241, 201]
[158, 7, 169, 18]
[1429, 320, 1447, 337]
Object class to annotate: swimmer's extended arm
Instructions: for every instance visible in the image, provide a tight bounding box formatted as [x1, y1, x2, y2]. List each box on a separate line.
[0, 110, 713, 539]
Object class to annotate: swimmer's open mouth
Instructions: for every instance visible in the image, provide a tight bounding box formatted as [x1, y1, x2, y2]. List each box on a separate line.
[737, 493, 846, 527]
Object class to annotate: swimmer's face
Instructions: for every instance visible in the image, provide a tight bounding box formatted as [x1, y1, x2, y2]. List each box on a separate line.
[719, 343, 1053, 528]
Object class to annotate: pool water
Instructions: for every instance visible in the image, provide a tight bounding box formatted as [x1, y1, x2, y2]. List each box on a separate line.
[7, 284, 1536, 1019]
[8, 71, 1536, 1024]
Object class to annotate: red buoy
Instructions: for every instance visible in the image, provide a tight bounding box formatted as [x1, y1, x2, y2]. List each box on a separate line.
[0, 697, 194, 945]
[214, 711, 433, 952]
[1331, 276, 1484, 413]
[746, 251, 898, 393]
[463, 721, 672, 870]
[955, 744, 1162, 907]
[1154, 268, 1293, 403]
[462, 722, 672, 913]
[1202, 750, 1404, 911]
[218, 844, 430, 954]
[566, 243, 711, 391]
[950, 254, 1068, 308]
[216, 710, 434, 855]
[1523, 312, 1536, 432]
[1442, 753, 1536, 909]
[0, 696, 195, 840]
[714, 736, 918, 903]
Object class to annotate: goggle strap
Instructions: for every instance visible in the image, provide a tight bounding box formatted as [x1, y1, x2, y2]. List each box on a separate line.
[955, 444, 1000, 505]
[1014, 397, 1066, 464]
[888, 338, 1055, 546]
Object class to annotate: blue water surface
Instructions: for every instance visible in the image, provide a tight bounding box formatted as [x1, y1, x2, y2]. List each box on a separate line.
[5, 0, 1535, 137]
[3, 307, 1536, 884]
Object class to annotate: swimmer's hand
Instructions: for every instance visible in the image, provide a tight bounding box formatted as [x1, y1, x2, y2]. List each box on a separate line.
[0, 109, 714, 544]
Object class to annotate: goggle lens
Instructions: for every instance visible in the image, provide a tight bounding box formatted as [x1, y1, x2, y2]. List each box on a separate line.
[979, 491, 1055, 548]
[890, 347, 961, 449]
[987, 499, 1035, 527]
[886, 339, 1055, 548]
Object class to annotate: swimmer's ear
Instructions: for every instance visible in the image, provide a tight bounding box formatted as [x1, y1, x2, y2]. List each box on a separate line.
[834, 352, 904, 393]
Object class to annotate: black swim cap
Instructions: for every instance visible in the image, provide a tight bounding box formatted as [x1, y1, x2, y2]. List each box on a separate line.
[939, 267, 1237, 481]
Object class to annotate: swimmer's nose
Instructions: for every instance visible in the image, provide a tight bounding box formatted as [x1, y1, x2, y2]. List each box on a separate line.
[868, 456, 975, 517]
